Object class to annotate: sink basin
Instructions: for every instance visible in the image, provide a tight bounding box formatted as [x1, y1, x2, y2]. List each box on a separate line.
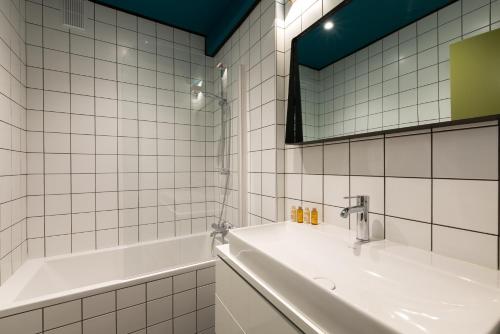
[219, 222, 500, 334]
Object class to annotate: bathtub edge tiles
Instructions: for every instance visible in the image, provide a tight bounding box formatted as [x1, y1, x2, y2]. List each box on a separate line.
[0, 264, 216, 334]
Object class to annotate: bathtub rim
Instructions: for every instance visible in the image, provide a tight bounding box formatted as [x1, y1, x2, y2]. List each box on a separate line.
[0, 232, 217, 318]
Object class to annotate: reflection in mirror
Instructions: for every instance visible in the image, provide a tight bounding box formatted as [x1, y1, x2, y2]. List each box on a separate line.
[286, 0, 500, 144]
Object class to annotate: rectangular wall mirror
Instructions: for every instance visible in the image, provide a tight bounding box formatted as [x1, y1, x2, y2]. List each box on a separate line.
[285, 0, 500, 144]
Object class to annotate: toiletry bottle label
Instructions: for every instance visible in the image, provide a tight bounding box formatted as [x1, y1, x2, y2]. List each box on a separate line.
[311, 208, 318, 225]
[304, 208, 310, 224]
[297, 207, 303, 223]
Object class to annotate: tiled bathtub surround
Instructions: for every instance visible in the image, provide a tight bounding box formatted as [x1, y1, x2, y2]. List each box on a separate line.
[298, 0, 500, 140]
[285, 121, 500, 269]
[0, 0, 28, 284]
[0, 264, 216, 334]
[25, 1, 216, 257]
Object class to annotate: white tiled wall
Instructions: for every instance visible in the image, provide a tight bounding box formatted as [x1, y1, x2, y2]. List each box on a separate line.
[25, 0, 216, 257]
[286, 122, 500, 269]
[298, 0, 500, 140]
[0, 264, 216, 334]
[1, 0, 498, 289]
[213, 0, 286, 227]
[284, 0, 500, 270]
[0, 0, 27, 285]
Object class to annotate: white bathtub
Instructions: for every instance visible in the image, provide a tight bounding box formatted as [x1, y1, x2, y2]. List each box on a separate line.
[0, 233, 217, 334]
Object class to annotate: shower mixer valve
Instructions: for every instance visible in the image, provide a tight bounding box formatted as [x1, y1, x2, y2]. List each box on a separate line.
[210, 221, 234, 241]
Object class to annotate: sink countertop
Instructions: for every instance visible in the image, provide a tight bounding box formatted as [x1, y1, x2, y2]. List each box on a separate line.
[217, 222, 500, 334]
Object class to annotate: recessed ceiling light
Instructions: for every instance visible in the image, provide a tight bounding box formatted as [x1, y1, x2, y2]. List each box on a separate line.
[324, 21, 334, 30]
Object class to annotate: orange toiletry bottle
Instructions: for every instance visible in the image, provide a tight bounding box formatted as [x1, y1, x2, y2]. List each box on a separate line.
[297, 206, 303, 223]
[304, 208, 311, 224]
[291, 206, 297, 222]
[311, 208, 318, 225]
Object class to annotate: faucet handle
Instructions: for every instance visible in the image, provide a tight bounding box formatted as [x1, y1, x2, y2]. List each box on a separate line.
[344, 195, 369, 206]
[343, 195, 367, 199]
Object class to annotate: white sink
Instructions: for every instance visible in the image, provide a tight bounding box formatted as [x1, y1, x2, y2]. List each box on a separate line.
[220, 222, 500, 334]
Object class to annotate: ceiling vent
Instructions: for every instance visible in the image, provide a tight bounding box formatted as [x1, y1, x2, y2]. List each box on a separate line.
[63, 0, 85, 30]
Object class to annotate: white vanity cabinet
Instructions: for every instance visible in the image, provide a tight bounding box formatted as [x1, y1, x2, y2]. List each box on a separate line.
[215, 259, 302, 334]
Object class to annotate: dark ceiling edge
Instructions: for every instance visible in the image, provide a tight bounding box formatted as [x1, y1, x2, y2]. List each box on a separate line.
[296, 0, 458, 71]
[89, 0, 206, 50]
[207, 0, 262, 57]
[90, 0, 261, 58]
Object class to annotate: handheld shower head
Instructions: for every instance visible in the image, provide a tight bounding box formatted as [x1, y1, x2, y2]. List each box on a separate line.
[216, 62, 226, 70]
[191, 84, 203, 96]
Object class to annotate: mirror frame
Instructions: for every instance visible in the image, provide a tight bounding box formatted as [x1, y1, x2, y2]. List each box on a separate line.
[285, 0, 500, 145]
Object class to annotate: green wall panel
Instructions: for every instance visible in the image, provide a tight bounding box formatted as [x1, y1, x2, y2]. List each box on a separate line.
[451, 29, 500, 120]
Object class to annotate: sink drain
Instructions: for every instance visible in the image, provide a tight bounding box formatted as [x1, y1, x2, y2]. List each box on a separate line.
[313, 277, 336, 291]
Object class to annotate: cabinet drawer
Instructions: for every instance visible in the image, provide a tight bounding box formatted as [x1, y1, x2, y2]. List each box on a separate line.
[216, 295, 245, 334]
[216, 259, 302, 334]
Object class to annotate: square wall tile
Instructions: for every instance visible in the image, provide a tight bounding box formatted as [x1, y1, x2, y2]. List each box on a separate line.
[350, 139, 384, 176]
[385, 133, 431, 177]
[83, 291, 116, 319]
[45, 234, 71, 256]
[350, 176, 384, 214]
[117, 303, 146, 334]
[173, 289, 196, 317]
[147, 277, 172, 300]
[324, 175, 349, 207]
[302, 145, 323, 174]
[285, 148, 302, 173]
[433, 225, 498, 269]
[285, 174, 301, 200]
[173, 271, 196, 293]
[324, 204, 348, 227]
[147, 296, 172, 326]
[83, 313, 116, 334]
[0, 310, 42, 334]
[117, 284, 146, 310]
[433, 126, 498, 180]
[386, 216, 431, 250]
[302, 174, 323, 204]
[44, 300, 81, 330]
[433, 179, 498, 234]
[173, 311, 196, 334]
[197, 267, 215, 286]
[324, 142, 349, 175]
[386, 177, 431, 222]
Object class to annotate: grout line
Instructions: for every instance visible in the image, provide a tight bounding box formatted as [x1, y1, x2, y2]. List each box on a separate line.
[80, 299, 83, 334]
[348, 139, 351, 229]
[383, 133, 386, 239]
[115, 289, 118, 334]
[136, 22, 140, 243]
[115, 10, 120, 246]
[189, 32, 193, 235]
[156, 22, 159, 241]
[69, 25, 73, 253]
[94, 12, 98, 251]
[41, 0, 46, 258]
[430, 129, 434, 251]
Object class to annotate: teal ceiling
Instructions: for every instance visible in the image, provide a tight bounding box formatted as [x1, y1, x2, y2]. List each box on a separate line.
[94, 0, 259, 56]
[297, 0, 456, 70]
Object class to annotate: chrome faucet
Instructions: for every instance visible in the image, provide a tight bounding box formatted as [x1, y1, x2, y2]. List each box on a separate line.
[340, 195, 369, 242]
[210, 221, 233, 244]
